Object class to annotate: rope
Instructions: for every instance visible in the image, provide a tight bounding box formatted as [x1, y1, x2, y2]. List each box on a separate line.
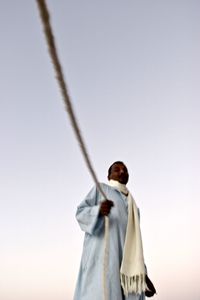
[35, 1, 109, 299]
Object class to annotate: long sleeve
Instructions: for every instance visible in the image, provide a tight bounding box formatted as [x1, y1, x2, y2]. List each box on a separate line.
[76, 185, 104, 235]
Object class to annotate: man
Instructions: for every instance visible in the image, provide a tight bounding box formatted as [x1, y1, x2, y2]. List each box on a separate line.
[73, 161, 156, 300]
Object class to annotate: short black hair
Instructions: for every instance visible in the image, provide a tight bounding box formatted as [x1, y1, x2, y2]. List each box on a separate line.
[108, 161, 125, 177]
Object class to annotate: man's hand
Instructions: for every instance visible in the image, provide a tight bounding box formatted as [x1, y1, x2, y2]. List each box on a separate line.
[99, 200, 114, 216]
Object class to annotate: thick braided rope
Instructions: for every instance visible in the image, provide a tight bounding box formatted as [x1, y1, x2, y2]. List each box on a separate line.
[35, 1, 109, 299]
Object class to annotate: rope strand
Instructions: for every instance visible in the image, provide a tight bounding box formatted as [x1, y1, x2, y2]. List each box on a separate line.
[35, 1, 109, 299]
[35, 0, 107, 200]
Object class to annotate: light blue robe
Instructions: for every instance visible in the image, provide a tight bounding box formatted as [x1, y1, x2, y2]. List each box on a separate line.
[74, 183, 146, 300]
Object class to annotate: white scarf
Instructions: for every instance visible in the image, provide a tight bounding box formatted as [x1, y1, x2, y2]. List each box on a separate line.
[108, 180, 146, 296]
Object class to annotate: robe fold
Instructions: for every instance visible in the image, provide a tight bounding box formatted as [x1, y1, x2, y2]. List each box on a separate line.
[73, 183, 145, 300]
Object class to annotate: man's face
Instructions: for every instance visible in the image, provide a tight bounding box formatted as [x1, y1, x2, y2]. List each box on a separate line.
[108, 162, 129, 184]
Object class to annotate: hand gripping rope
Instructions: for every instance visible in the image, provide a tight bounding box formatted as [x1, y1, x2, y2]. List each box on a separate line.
[35, 1, 109, 299]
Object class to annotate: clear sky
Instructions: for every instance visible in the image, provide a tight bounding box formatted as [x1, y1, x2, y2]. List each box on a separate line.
[0, 1, 200, 300]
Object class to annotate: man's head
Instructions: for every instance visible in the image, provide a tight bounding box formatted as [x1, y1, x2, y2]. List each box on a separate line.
[108, 161, 129, 185]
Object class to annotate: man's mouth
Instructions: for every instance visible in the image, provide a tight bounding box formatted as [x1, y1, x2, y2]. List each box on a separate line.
[119, 175, 127, 182]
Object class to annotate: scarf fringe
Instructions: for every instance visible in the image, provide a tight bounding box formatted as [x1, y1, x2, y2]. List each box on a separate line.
[120, 273, 146, 297]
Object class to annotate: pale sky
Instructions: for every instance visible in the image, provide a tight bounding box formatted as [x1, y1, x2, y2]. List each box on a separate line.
[0, 1, 200, 300]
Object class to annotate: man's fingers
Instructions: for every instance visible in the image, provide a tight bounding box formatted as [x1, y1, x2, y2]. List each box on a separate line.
[100, 209, 109, 216]
[105, 200, 114, 206]
[102, 211, 109, 216]
[100, 200, 114, 216]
